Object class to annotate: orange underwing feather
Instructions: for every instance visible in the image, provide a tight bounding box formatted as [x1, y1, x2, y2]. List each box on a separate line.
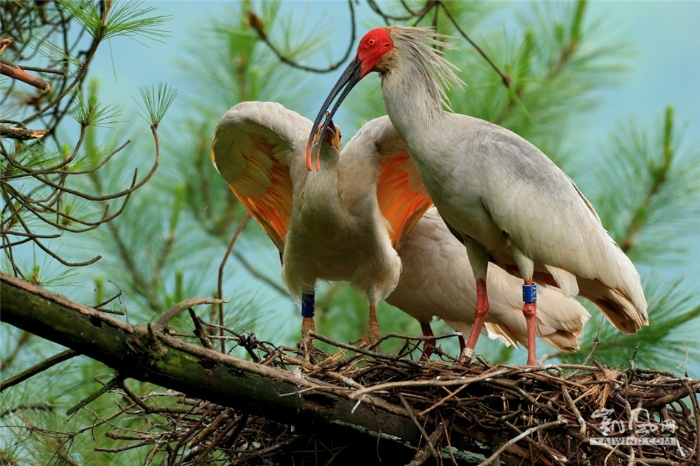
[211, 102, 307, 252]
[376, 153, 432, 248]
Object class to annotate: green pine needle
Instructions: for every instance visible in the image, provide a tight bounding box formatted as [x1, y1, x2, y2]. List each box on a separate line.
[70, 92, 122, 128]
[594, 108, 700, 265]
[59, 0, 171, 43]
[133, 82, 178, 126]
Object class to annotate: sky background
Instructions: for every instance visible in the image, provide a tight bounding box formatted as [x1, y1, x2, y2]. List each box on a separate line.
[89, 0, 700, 274]
[95, 1, 700, 140]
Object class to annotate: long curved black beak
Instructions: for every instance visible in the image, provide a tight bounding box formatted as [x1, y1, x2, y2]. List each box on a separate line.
[307, 56, 362, 171]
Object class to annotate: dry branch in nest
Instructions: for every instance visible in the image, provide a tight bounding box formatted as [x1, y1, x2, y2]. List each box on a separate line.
[1, 272, 699, 465]
[80, 338, 700, 465]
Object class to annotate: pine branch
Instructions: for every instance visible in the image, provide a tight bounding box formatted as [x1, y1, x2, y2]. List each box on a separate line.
[595, 107, 700, 265]
[0, 271, 424, 451]
[1, 349, 78, 392]
[619, 107, 675, 253]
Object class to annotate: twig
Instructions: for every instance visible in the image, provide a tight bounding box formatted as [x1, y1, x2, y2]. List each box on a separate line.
[0, 59, 51, 91]
[398, 393, 438, 459]
[66, 376, 123, 416]
[0, 38, 11, 54]
[407, 423, 445, 466]
[17, 65, 67, 76]
[478, 420, 566, 466]
[417, 381, 472, 417]
[229, 435, 303, 465]
[217, 213, 250, 353]
[117, 380, 151, 413]
[153, 298, 225, 332]
[231, 250, 288, 296]
[620, 107, 675, 252]
[682, 380, 700, 464]
[438, 2, 510, 88]
[0, 330, 30, 371]
[349, 368, 512, 399]
[0, 125, 48, 140]
[188, 309, 215, 350]
[248, 1, 356, 74]
[310, 331, 433, 369]
[503, 421, 568, 465]
[561, 384, 585, 435]
[1, 349, 78, 392]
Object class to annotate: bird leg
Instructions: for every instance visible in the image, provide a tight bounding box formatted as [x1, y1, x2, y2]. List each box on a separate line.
[460, 278, 489, 365]
[419, 322, 436, 361]
[300, 293, 315, 356]
[522, 280, 538, 365]
[367, 302, 382, 352]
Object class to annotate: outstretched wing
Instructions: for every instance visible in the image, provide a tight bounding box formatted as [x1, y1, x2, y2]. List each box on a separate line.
[211, 101, 311, 250]
[343, 116, 433, 249]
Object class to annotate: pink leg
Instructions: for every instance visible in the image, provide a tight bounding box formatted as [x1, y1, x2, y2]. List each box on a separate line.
[300, 316, 315, 359]
[458, 334, 467, 364]
[419, 322, 436, 361]
[461, 278, 489, 364]
[522, 280, 537, 365]
[367, 302, 381, 351]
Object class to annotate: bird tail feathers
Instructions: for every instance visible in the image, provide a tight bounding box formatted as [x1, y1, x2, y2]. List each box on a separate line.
[577, 277, 649, 334]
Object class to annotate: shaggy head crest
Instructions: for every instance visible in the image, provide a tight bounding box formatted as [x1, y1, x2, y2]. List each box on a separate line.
[386, 26, 465, 111]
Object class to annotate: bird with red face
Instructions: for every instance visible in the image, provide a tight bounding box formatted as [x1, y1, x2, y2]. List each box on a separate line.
[308, 26, 648, 365]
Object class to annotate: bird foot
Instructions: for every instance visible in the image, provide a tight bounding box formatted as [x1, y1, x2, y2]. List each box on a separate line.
[367, 324, 382, 353]
[299, 316, 316, 361]
[419, 340, 436, 362]
[458, 347, 475, 366]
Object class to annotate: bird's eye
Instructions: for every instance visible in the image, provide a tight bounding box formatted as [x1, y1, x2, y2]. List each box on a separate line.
[368, 39, 375, 45]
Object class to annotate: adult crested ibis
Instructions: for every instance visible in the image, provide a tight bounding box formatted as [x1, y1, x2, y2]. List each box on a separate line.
[309, 26, 648, 365]
[211, 101, 590, 360]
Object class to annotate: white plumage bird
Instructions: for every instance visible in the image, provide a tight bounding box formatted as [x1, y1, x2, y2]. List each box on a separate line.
[212, 101, 431, 347]
[309, 26, 648, 365]
[212, 101, 590, 360]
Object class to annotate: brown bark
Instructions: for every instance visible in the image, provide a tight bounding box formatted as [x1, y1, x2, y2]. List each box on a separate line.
[0, 60, 51, 91]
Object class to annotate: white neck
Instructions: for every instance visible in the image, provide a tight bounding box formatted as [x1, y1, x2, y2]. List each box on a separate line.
[302, 145, 341, 215]
[380, 56, 446, 149]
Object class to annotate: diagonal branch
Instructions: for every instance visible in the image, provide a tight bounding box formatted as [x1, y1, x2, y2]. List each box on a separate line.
[1, 349, 78, 392]
[0, 59, 51, 91]
[248, 1, 356, 74]
[620, 107, 675, 253]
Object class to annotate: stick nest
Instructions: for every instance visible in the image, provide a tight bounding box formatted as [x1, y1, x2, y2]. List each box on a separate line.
[96, 330, 699, 465]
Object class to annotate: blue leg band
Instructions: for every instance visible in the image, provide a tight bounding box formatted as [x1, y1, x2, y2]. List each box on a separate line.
[523, 283, 537, 303]
[301, 293, 315, 318]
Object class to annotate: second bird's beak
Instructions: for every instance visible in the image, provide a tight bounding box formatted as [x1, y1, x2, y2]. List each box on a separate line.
[306, 56, 363, 171]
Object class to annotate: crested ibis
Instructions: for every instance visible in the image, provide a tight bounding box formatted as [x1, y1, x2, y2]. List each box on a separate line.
[308, 26, 648, 365]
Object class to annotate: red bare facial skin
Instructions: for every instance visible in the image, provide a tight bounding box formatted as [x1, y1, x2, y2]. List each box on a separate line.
[357, 28, 394, 78]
